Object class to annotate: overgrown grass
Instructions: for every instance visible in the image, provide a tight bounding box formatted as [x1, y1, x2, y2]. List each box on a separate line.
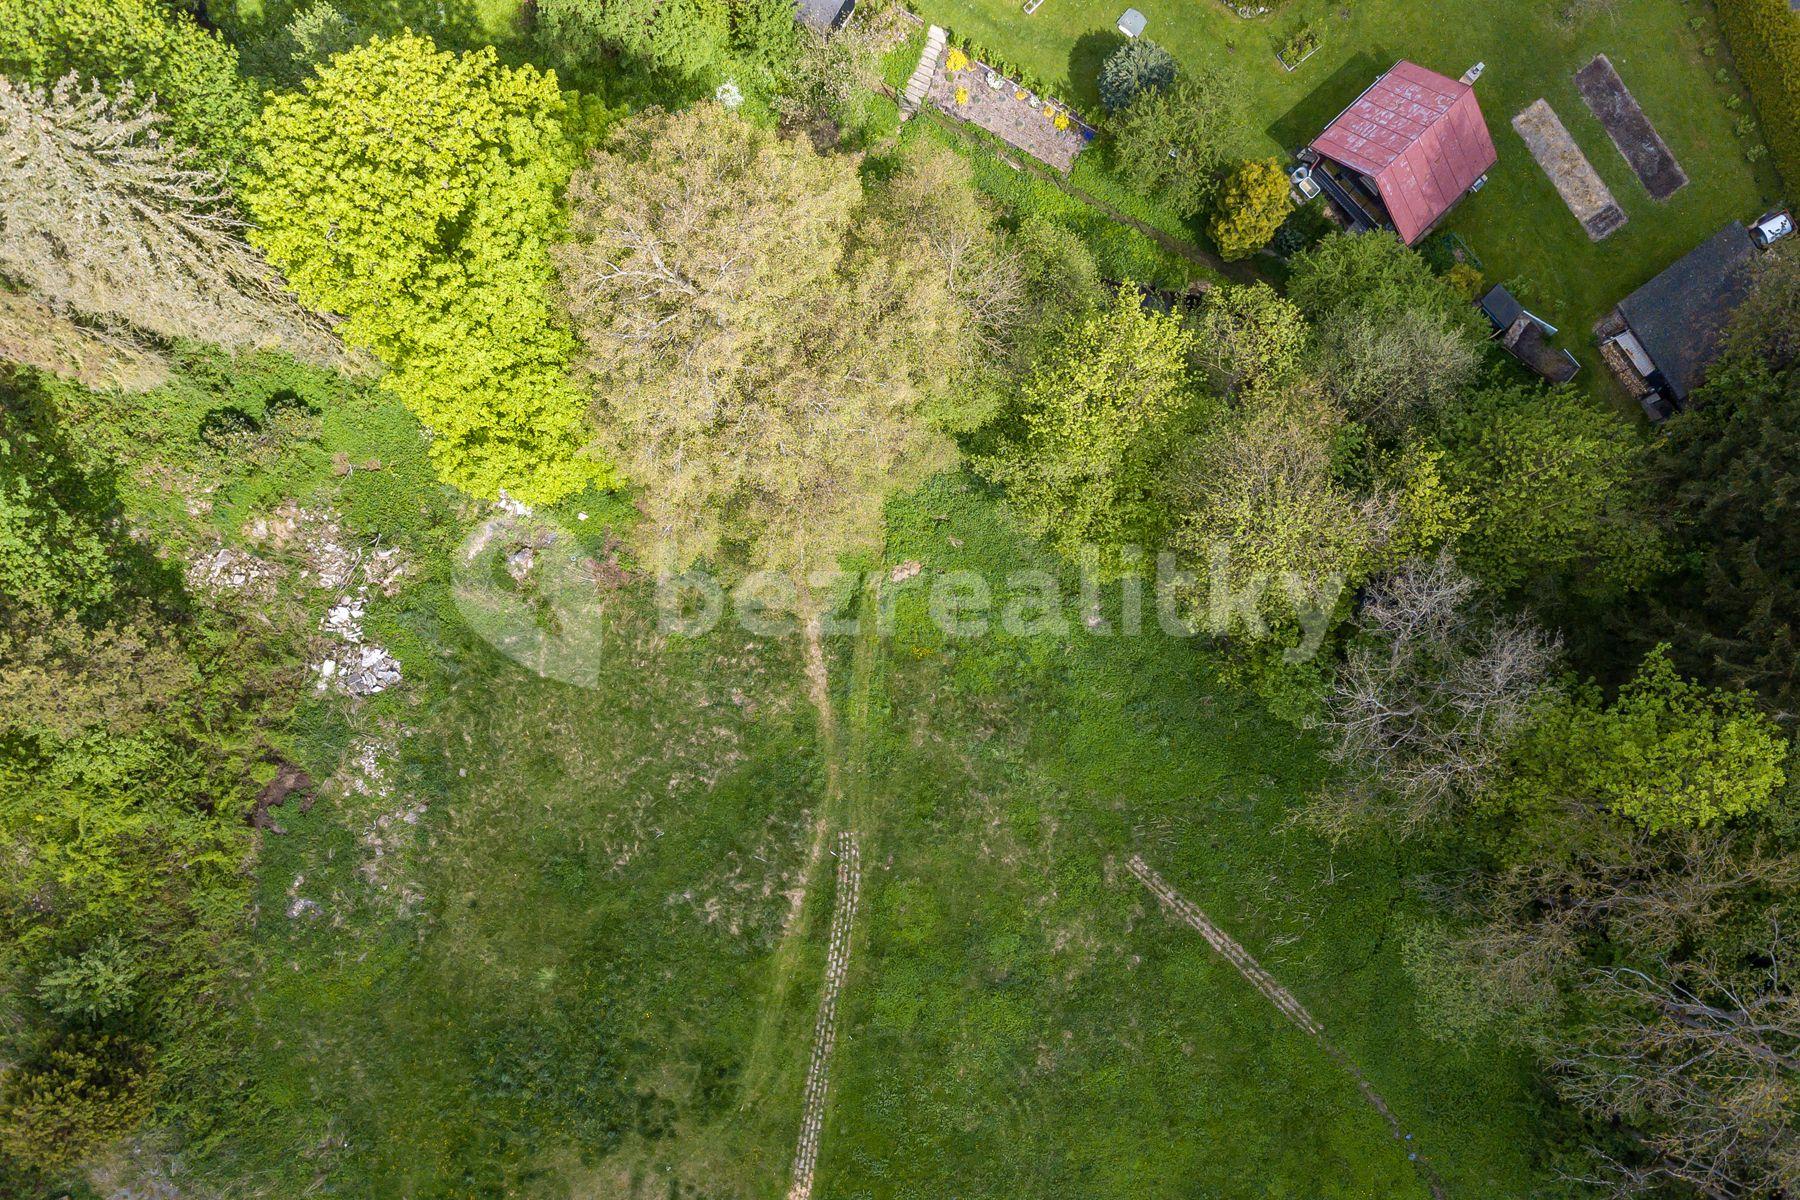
[140, 409, 1546, 1196]
[914, 0, 1784, 401]
[819, 475, 1544, 1198]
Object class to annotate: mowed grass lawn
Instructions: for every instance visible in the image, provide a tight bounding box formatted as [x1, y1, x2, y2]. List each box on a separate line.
[914, 0, 1784, 396]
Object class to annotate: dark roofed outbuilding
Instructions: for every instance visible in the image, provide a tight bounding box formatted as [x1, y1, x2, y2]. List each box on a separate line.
[1615, 222, 1757, 403]
[1477, 285, 1579, 383]
[1477, 284, 1524, 331]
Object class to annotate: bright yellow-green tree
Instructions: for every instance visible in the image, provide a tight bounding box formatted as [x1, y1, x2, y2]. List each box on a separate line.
[978, 286, 1205, 567]
[1207, 157, 1291, 261]
[244, 33, 611, 504]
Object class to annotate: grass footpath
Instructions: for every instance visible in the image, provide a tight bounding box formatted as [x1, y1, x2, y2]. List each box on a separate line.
[914, 0, 1784, 402]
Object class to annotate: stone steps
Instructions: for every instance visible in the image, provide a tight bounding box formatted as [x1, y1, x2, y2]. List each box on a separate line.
[899, 25, 947, 114]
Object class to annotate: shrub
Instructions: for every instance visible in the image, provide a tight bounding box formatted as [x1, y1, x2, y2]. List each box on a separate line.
[1715, 0, 1800, 191]
[35, 936, 142, 1022]
[0, 1033, 154, 1169]
[1278, 23, 1319, 66]
[1097, 38, 1175, 113]
[1207, 157, 1291, 260]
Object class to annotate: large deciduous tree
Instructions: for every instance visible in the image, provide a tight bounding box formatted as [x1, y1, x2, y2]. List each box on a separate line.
[0, 77, 340, 366]
[555, 105, 959, 578]
[1169, 386, 1386, 636]
[1108, 73, 1237, 217]
[1503, 645, 1788, 834]
[976, 286, 1202, 568]
[244, 33, 608, 504]
[1287, 231, 1481, 427]
[538, 0, 731, 79]
[1306, 552, 1560, 840]
[1189, 282, 1308, 399]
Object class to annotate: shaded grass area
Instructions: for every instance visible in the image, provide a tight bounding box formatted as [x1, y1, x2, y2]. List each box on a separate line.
[820, 475, 1544, 1198]
[914, 0, 1783, 400]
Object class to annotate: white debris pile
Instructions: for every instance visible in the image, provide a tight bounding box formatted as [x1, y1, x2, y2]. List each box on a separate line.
[185, 545, 277, 596]
[238, 504, 408, 697]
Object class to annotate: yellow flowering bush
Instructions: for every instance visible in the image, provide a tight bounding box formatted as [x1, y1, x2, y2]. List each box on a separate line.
[945, 47, 969, 72]
[1054, 112, 1070, 131]
[955, 85, 969, 105]
[1015, 88, 1028, 100]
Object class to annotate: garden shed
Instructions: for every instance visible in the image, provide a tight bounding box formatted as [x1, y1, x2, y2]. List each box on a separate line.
[1603, 222, 1757, 407]
[1302, 60, 1497, 246]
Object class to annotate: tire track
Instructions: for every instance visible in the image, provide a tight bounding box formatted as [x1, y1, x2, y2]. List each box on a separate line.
[786, 830, 863, 1200]
[1127, 854, 1449, 1200]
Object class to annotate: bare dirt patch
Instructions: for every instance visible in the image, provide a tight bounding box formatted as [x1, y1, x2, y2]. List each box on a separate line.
[1575, 54, 1687, 201]
[1512, 99, 1628, 240]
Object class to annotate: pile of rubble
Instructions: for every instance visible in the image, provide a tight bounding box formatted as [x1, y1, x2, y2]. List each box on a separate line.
[315, 590, 403, 696]
[185, 545, 277, 597]
[186, 505, 411, 697]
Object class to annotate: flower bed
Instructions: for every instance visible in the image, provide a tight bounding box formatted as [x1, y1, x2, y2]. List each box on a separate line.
[927, 48, 1092, 172]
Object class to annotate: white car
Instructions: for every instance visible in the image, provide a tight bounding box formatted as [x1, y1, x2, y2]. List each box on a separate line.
[1752, 210, 1794, 247]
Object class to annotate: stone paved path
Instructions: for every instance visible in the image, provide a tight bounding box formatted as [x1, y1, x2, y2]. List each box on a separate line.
[926, 55, 1090, 172]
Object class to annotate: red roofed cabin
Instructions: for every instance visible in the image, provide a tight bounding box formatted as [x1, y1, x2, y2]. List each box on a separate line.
[1300, 60, 1497, 246]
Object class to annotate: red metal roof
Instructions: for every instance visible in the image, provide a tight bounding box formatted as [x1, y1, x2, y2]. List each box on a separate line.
[1309, 61, 1498, 245]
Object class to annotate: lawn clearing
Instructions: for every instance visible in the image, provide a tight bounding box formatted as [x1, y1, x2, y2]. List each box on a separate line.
[1576, 54, 1689, 201]
[910, 0, 1782, 405]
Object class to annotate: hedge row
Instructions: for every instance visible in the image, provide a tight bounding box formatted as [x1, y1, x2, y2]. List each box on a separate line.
[1717, 0, 1800, 193]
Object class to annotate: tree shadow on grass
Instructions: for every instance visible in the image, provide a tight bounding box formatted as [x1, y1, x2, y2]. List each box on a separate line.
[1265, 49, 1384, 154]
[1068, 29, 1127, 113]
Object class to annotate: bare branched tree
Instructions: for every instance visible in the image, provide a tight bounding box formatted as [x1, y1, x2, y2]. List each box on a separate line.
[0, 75, 343, 365]
[1552, 949, 1800, 1199]
[1306, 552, 1560, 841]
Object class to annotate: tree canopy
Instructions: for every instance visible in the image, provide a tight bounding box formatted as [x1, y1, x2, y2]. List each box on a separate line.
[977, 287, 1203, 568]
[1097, 38, 1176, 113]
[1108, 73, 1237, 217]
[0, 0, 255, 166]
[556, 105, 959, 578]
[244, 33, 608, 503]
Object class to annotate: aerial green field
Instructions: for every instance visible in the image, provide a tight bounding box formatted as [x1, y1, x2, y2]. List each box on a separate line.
[912, 0, 1785, 391]
[145, 421, 1543, 1197]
